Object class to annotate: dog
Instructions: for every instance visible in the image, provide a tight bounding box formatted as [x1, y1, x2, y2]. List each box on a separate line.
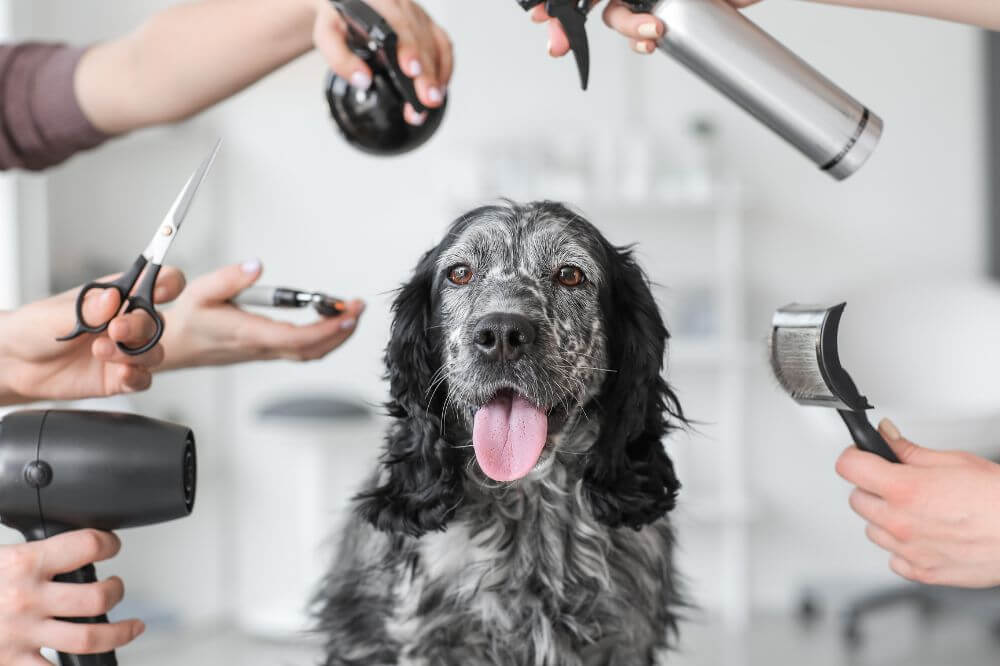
[314, 200, 686, 665]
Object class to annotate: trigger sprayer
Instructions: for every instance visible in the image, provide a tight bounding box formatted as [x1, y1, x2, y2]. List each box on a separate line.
[523, 0, 883, 180]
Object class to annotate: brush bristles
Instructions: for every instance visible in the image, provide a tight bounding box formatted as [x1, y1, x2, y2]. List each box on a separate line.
[770, 327, 837, 403]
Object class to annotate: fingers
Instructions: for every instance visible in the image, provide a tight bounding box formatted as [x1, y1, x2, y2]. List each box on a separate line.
[186, 259, 263, 304]
[34, 530, 121, 578]
[237, 299, 365, 362]
[546, 19, 570, 57]
[848, 488, 891, 528]
[835, 446, 913, 499]
[151, 266, 185, 304]
[603, 2, 663, 54]
[40, 577, 124, 618]
[12, 654, 51, 666]
[394, 16, 447, 114]
[78, 288, 121, 330]
[32, 618, 144, 655]
[877, 418, 951, 467]
[93, 321, 165, 369]
[109, 365, 153, 394]
[314, 4, 374, 91]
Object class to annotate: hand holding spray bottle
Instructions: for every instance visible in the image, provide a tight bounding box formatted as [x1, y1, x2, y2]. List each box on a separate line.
[522, 0, 883, 180]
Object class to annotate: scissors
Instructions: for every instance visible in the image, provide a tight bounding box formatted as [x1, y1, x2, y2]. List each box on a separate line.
[517, 0, 653, 89]
[57, 140, 221, 356]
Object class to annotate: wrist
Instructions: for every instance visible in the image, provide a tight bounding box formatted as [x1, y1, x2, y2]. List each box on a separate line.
[0, 312, 26, 405]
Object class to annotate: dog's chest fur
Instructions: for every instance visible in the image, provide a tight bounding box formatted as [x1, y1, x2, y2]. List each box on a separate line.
[322, 464, 677, 666]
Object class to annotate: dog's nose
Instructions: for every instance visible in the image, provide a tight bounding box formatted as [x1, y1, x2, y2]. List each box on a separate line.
[472, 313, 537, 362]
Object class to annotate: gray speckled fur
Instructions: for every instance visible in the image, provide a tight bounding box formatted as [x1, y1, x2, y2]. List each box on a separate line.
[315, 202, 682, 665]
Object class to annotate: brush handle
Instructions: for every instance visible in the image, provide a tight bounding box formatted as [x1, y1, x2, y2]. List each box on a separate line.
[838, 410, 899, 463]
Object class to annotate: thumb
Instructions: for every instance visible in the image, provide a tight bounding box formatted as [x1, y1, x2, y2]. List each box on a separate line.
[187, 258, 263, 304]
[878, 418, 947, 467]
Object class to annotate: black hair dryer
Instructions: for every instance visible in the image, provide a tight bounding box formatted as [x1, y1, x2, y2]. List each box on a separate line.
[324, 0, 446, 155]
[0, 410, 197, 666]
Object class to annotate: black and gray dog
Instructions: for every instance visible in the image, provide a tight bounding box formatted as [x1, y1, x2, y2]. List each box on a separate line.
[315, 200, 686, 665]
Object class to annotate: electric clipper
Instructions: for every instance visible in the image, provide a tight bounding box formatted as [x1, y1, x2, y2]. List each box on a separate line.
[325, 0, 446, 155]
[769, 303, 898, 462]
[518, 0, 883, 179]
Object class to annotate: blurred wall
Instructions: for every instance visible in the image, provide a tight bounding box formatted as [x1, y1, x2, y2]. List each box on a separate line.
[10, 0, 990, 623]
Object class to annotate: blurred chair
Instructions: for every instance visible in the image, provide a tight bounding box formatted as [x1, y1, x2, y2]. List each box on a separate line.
[797, 278, 1000, 649]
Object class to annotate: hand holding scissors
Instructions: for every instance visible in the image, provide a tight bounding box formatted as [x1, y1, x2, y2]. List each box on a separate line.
[57, 141, 221, 356]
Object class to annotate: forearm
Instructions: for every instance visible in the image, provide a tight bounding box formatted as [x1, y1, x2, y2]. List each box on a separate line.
[806, 0, 1000, 29]
[75, 0, 321, 135]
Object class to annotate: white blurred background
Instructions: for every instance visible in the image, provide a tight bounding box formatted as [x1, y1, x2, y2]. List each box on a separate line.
[2, 1, 1000, 664]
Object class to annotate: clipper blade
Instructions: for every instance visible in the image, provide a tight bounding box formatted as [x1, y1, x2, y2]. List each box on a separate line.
[769, 302, 871, 412]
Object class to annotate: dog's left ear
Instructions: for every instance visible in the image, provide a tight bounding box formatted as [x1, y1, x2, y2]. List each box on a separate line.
[355, 248, 464, 537]
[583, 245, 684, 530]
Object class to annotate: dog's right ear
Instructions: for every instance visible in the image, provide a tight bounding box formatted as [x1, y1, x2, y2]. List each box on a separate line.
[355, 247, 463, 537]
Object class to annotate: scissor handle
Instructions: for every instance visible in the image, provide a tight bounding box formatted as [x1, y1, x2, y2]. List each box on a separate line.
[56, 255, 148, 342]
[115, 262, 165, 356]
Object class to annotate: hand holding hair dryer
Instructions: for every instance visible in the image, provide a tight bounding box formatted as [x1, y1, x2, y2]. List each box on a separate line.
[0, 410, 197, 666]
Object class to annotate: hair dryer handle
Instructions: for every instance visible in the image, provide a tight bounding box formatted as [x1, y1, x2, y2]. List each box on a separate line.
[52, 563, 117, 666]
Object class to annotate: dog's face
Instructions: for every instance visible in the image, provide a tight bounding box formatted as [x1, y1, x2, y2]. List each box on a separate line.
[432, 209, 609, 481]
[360, 201, 683, 536]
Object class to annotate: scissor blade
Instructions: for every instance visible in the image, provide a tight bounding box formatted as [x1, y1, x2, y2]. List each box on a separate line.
[168, 139, 221, 232]
[547, 2, 590, 89]
[144, 140, 221, 264]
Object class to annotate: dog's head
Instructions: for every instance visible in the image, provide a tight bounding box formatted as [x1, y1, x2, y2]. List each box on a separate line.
[358, 201, 684, 537]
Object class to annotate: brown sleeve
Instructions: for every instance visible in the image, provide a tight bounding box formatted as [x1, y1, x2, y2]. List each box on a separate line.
[0, 43, 109, 171]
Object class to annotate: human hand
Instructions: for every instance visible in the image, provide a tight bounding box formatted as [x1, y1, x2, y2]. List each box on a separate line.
[0, 269, 186, 405]
[0, 530, 143, 664]
[312, 0, 453, 125]
[157, 259, 365, 371]
[836, 419, 1000, 588]
[530, 0, 760, 56]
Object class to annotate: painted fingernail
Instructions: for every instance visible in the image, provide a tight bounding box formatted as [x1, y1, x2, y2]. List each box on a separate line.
[638, 22, 659, 39]
[428, 86, 443, 104]
[339, 318, 356, 331]
[634, 41, 653, 54]
[351, 70, 372, 90]
[407, 109, 427, 126]
[407, 59, 422, 77]
[879, 418, 901, 441]
[241, 258, 261, 274]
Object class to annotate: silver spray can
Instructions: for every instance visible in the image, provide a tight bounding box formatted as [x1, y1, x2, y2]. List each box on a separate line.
[649, 0, 882, 180]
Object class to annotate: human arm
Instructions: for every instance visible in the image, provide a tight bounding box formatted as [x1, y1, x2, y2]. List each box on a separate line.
[836, 418, 1000, 588]
[0, 268, 185, 405]
[155, 260, 365, 372]
[75, 0, 452, 134]
[0, 530, 143, 664]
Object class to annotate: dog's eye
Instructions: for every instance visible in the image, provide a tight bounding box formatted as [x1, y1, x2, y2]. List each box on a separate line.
[556, 265, 585, 287]
[448, 264, 474, 285]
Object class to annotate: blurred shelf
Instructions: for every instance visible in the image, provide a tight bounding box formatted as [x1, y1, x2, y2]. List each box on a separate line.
[670, 338, 761, 369]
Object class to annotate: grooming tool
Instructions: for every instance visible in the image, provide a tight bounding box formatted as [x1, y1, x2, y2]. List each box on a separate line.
[232, 285, 346, 317]
[770, 303, 898, 462]
[0, 409, 197, 666]
[325, 0, 446, 155]
[519, 0, 592, 89]
[57, 141, 221, 355]
[519, 0, 882, 179]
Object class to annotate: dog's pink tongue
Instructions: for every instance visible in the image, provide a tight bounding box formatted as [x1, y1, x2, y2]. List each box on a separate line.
[473, 394, 548, 481]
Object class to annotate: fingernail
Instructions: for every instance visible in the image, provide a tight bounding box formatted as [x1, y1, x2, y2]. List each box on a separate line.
[241, 258, 261, 274]
[134, 622, 146, 638]
[428, 86, 443, 104]
[154, 287, 167, 302]
[339, 318, 356, 331]
[547, 39, 553, 56]
[407, 59, 422, 77]
[879, 418, 901, 441]
[357, 301, 366, 314]
[408, 109, 427, 126]
[634, 41, 653, 54]
[638, 22, 659, 39]
[350, 70, 372, 90]
[100, 289, 116, 305]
